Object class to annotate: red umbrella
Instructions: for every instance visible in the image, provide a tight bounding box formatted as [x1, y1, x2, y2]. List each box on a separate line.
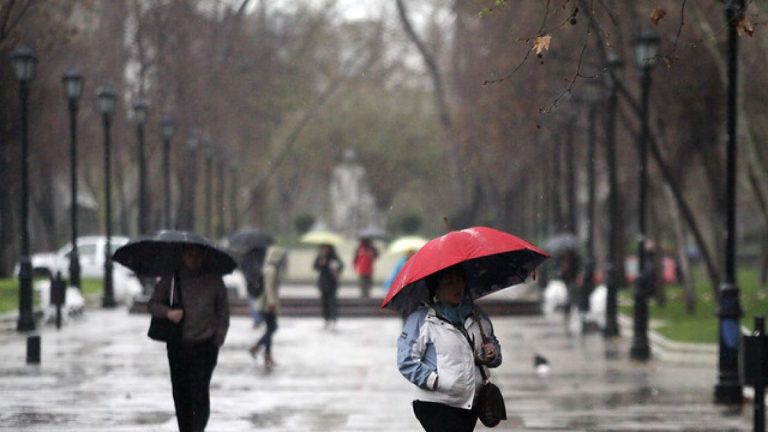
[380, 226, 549, 314]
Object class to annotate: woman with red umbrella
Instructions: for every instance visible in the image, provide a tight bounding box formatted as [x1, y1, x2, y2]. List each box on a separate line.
[397, 264, 499, 431]
[386, 226, 548, 431]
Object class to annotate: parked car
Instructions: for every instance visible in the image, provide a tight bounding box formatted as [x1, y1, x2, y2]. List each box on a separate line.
[16, 236, 142, 304]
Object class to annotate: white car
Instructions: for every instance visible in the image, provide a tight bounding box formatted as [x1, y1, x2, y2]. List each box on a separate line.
[17, 236, 142, 304]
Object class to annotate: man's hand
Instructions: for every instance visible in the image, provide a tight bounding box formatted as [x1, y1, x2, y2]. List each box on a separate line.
[167, 309, 184, 323]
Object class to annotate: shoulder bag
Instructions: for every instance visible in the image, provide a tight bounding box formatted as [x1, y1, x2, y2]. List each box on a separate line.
[147, 273, 183, 343]
[471, 310, 507, 428]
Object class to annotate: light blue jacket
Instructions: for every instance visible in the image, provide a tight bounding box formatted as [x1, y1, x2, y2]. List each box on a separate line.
[397, 305, 502, 410]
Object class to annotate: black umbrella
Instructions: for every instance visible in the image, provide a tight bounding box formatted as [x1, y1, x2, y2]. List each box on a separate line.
[112, 230, 237, 277]
[228, 227, 273, 254]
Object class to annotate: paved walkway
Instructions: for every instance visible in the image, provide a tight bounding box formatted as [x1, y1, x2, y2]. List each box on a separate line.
[0, 306, 755, 431]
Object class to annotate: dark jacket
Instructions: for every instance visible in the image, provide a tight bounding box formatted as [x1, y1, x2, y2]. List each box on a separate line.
[313, 253, 344, 293]
[148, 269, 230, 347]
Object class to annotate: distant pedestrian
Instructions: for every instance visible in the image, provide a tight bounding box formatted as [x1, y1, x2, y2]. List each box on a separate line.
[558, 248, 580, 321]
[397, 265, 502, 432]
[249, 246, 287, 368]
[240, 247, 267, 328]
[313, 244, 344, 329]
[353, 238, 379, 298]
[147, 245, 229, 432]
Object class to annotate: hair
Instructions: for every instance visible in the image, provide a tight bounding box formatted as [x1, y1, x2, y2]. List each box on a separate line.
[425, 264, 466, 297]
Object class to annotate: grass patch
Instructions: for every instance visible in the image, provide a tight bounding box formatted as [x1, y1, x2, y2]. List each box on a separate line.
[620, 266, 768, 343]
[0, 277, 104, 313]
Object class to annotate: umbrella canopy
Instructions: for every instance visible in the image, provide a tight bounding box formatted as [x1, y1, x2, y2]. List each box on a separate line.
[112, 230, 237, 277]
[300, 230, 345, 246]
[381, 226, 549, 314]
[386, 235, 429, 255]
[543, 233, 580, 255]
[228, 227, 273, 254]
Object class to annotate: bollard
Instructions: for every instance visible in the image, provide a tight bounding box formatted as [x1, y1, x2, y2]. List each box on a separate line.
[26, 334, 40, 364]
[741, 316, 766, 432]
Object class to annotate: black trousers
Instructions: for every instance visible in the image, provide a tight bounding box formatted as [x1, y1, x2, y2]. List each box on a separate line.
[413, 400, 477, 432]
[320, 287, 338, 322]
[167, 341, 219, 432]
[255, 312, 278, 353]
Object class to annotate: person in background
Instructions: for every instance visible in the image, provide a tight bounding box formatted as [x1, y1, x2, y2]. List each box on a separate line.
[148, 245, 229, 432]
[240, 247, 267, 328]
[313, 244, 344, 329]
[249, 246, 287, 368]
[385, 248, 416, 291]
[353, 238, 379, 298]
[397, 264, 501, 432]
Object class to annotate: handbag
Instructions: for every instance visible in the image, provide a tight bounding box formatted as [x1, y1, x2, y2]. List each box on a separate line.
[471, 311, 507, 428]
[147, 273, 183, 343]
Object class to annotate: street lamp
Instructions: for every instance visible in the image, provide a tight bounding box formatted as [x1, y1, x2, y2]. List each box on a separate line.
[715, 0, 745, 405]
[577, 78, 604, 331]
[629, 26, 660, 361]
[62, 69, 84, 291]
[11, 46, 37, 332]
[216, 155, 226, 238]
[204, 140, 214, 238]
[160, 116, 175, 228]
[132, 100, 149, 235]
[603, 52, 624, 338]
[97, 86, 118, 308]
[185, 131, 200, 231]
[229, 158, 240, 231]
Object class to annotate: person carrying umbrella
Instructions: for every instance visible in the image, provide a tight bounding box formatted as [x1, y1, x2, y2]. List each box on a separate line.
[313, 243, 344, 330]
[383, 226, 548, 431]
[248, 246, 287, 368]
[116, 231, 234, 432]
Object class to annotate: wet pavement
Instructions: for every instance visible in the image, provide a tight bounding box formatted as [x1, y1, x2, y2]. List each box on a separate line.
[0, 302, 755, 431]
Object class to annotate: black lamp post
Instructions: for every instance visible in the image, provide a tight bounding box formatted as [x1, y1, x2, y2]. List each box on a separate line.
[11, 46, 37, 332]
[603, 52, 624, 338]
[97, 86, 118, 308]
[62, 69, 84, 291]
[579, 79, 604, 327]
[185, 131, 200, 231]
[204, 141, 214, 238]
[714, 0, 745, 405]
[160, 116, 175, 228]
[629, 26, 660, 361]
[229, 159, 240, 232]
[216, 156, 226, 238]
[132, 101, 149, 235]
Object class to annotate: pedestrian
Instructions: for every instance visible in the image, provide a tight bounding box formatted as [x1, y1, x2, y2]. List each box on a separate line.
[147, 245, 230, 432]
[249, 246, 287, 368]
[397, 264, 502, 432]
[558, 248, 580, 321]
[240, 247, 267, 328]
[353, 238, 379, 298]
[313, 243, 344, 329]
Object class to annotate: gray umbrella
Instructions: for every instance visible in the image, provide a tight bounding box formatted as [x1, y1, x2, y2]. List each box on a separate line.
[543, 233, 580, 255]
[112, 230, 237, 277]
[228, 227, 273, 254]
[358, 225, 388, 240]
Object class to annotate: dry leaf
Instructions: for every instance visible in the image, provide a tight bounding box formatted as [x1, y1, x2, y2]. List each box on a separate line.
[532, 34, 552, 56]
[650, 7, 667, 25]
[736, 16, 755, 37]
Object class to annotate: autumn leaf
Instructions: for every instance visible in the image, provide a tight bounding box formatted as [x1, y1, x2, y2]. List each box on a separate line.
[532, 34, 552, 57]
[650, 7, 667, 25]
[736, 16, 755, 37]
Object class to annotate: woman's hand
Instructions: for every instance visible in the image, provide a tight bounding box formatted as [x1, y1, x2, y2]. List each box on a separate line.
[167, 309, 184, 323]
[481, 343, 497, 363]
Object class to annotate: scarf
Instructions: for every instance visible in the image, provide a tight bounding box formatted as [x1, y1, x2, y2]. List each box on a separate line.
[435, 299, 473, 327]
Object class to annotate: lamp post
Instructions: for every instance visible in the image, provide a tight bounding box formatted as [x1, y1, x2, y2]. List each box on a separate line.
[216, 156, 226, 238]
[204, 142, 214, 238]
[185, 131, 200, 231]
[97, 86, 118, 308]
[11, 46, 37, 332]
[229, 159, 240, 232]
[603, 52, 624, 338]
[132, 101, 149, 235]
[629, 26, 660, 361]
[160, 116, 175, 228]
[579, 79, 603, 328]
[714, 0, 745, 405]
[62, 69, 84, 291]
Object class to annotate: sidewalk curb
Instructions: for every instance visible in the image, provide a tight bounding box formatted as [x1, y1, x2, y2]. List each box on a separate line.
[618, 315, 717, 365]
